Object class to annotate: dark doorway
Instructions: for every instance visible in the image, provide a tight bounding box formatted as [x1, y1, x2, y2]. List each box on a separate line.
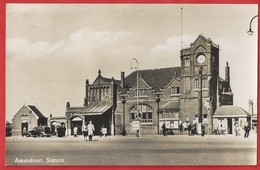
[21, 122, 28, 135]
[227, 118, 233, 134]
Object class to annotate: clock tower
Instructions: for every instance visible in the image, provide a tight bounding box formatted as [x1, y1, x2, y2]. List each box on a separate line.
[179, 34, 219, 134]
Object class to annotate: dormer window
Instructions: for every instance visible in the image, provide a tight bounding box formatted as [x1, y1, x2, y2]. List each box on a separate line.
[171, 87, 180, 94]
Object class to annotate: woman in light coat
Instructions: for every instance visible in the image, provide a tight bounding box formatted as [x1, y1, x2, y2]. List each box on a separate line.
[87, 121, 95, 141]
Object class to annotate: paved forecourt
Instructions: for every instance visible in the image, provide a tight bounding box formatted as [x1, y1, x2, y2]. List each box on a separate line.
[6, 134, 257, 166]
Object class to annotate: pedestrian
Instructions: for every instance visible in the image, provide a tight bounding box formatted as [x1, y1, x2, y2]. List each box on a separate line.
[87, 121, 95, 141]
[100, 125, 106, 137]
[244, 122, 250, 138]
[234, 123, 240, 136]
[201, 124, 205, 136]
[187, 123, 192, 136]
[179, 121, 183, 135]
[162, 122, 166, 136]
[22, 127, 27, 137]
[82, 122, 88, 140]
[73, 126, 78, 138]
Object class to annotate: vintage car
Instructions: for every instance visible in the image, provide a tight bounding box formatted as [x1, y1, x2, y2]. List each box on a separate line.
[24, 126, 52, 137]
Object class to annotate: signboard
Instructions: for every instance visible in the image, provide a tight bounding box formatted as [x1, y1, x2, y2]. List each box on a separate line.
[132, 121, 140, 130]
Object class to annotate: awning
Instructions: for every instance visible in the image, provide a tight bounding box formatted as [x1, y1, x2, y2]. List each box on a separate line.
[67, 104, 112, 116]
[160, 101, 180, 111]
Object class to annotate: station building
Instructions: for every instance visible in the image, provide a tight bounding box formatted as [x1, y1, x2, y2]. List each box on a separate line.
[64, 35, 235, 136]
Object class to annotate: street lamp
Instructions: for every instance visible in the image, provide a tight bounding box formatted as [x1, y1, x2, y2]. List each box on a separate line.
[198, 66, 203, 136]
[130, 58, 140, 137]
[156, 94, 161, 135]
[121, 96, 126, 136]
[130, 58, 139, 121]
[247, 15, 258, 35]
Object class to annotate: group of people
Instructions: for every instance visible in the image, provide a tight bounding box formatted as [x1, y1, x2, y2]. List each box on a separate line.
[161, 121, 185, 136]
[73, 121, 95, 141]
[73, 121, 107, 141]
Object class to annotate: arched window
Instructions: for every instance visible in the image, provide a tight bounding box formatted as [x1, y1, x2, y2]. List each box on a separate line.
[184, 58, 190, 67]
[130, 104, 153, 123]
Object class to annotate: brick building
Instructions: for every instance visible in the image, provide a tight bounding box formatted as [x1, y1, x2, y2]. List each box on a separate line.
[12, 105, 48, 136]
[65, 35, 233, 136]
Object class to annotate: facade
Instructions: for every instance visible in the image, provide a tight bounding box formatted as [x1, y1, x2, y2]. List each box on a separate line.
[12, 105, 48, 136]
[65, 35, 234, 136]
[65, 71, 118, 136]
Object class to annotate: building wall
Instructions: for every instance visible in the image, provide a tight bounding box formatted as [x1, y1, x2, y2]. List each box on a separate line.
[213, 117, 249, 135]
[12, 106, 38, 136]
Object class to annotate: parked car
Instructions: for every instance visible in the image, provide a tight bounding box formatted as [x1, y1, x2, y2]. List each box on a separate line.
[25, 126, 52, 137]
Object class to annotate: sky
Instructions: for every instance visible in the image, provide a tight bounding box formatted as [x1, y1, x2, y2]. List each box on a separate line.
[6, 4, 258, 122]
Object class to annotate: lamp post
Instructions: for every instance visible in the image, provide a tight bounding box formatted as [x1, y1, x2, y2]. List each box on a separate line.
[247, 15, 258, 35]
[198, 66, 203, 135]
[156, 94, 161, 135]
[130, 58, 139, 120]
[121, 96, 126, 136]
[131, 58, 141, 137]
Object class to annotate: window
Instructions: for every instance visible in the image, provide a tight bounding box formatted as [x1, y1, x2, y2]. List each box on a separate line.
[130, 104, 153, 123]
[195, 79, 200, 89]
[142, 113, 152, 123]
[184, 58, 190, 67]
[135, 89, 148, 96]
[171, 87, 180, 94]
[202, 78, 208, 88]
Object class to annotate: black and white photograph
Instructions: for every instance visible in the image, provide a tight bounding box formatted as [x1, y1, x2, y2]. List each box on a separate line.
[5, 4, 258, 166]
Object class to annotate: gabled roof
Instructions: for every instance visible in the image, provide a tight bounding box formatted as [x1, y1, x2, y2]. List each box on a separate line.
[124, 67, 181, 92]
[214, 105, 252, 118]
[27, 105, 46, 118]
[191, 34, 219, 48]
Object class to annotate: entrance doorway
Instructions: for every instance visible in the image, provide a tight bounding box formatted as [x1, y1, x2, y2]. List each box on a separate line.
[227, 118, 233, 134]
[21, 122, 28, 134]
[71, 117, 83, 135]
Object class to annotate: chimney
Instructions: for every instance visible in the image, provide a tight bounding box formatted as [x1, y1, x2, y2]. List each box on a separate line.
[248, 100, 254, 115]
[225, 62, 230, 84]
[66, 102, 70, 110]
[121, 72, 125, 88]
[84, 79, 89, 107]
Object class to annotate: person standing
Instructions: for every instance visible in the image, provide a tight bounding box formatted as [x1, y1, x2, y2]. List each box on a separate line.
[234, 123, 239, 136]
[87, 121, 95, 141]
[187, 123, 192, 136]
[178, 121, 183, 135]
[82, 122, 88, 140]
[162, 122, 166, 136]
[244, 122, 251, 138]
[73, 126, 78, 138]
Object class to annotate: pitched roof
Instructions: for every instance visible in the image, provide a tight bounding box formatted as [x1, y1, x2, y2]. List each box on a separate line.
[214, 105, 252, 118]
[124, 67, 181, 92]
[191, 34, 219, 48]
[160, 101, 180, 111]
[27, 105, 46, 118]
[67, 104, 112, 115]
